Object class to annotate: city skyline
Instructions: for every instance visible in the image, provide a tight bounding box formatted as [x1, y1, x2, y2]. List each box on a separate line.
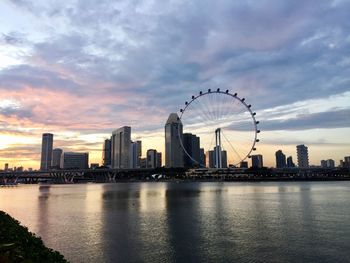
[1, 1, 350, 169]
[0, 113, 349, 170]
[3, 127, 350, 171]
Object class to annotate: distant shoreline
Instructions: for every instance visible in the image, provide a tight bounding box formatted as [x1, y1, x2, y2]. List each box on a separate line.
[28, 176, 350, 184]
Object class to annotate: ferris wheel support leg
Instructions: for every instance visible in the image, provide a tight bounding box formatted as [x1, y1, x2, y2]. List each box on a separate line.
[215, 128, 222, 169]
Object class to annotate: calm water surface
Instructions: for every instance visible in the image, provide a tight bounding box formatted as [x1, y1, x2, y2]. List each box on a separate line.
[0, 182, 350, 262]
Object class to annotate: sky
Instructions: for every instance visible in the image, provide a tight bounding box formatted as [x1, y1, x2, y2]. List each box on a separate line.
[0, 0, 349, 169]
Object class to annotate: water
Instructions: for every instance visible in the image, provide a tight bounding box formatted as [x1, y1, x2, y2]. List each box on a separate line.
[1, 182, 350, 262]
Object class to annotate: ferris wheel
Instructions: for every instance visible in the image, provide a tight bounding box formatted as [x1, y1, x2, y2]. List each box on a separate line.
[178, 89, 260, 168]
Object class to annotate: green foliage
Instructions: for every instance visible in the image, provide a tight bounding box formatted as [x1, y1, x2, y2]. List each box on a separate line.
[0, 211, 69, 263]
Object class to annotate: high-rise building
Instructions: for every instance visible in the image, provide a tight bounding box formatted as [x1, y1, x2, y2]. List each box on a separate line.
[111, 126, 131, 169]
[183, 133, 200, 168]
[130, 141, 142, 168]
[321, 159, 335, 168]
[136, 141, 142, 158]
[207, 148, 227, 168]
[165, 113, 184, 168]
[327, 159, 335, 168]
[287, 156, 295, 168]
[146, 149, 157, 168]
[145, 149, 162, 168]
[251, 154, 263, 168]
[4, 163, 8, 171]
[40, 133, 53, 171]
[275, 150, 286, 168]
[297, 144, 309, 168]
[199, 148, 206, 167]
[207, 150, 215, 168]
[52, 148, 63, 169]
[102, 139, 111, 167]
[221, 150, 227, 168]
[156, 152, 162, 168]
[344, 156, 350, 168]
[63, 152, 89, 169]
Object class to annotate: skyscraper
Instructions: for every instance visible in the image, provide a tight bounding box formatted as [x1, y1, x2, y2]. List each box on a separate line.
[321, 159, 335, 168]
[52, 148, 63, 169]
[221, 150, 227, 168]
[103, 139, 111, 167]
[207, 150, 215, 168]
[251, 154, 263, 168]
[206, 147, 227, 168]
[111, 126, 131, 169]
[297, 144, 309, 168]
[275, 150, 286, 168]
[199, 148, 206, 167]
[287, 156, 295, 167]
[156, 152, 162, 168]
[130, 141, 142, 168]
[40, 133, 53, 171]
[165, 113, 184, 168]
[146, 149, 157, 168]
[183, 133, 200, 168]
[213, 146, 227, 168]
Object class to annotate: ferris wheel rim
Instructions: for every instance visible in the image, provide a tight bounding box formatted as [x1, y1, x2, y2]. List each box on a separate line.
[178, 89, 260, 167]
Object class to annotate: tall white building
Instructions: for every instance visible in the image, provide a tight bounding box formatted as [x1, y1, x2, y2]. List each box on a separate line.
[40, 133, 53, 171]
[297, 144, 309, 168]
[165, 113, 184, 168]
[111, 126, 131, 169]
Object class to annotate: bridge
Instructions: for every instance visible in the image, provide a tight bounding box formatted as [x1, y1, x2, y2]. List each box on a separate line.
[0, 168, 169, 184]
[185, 167, 350, 180]
[1, 167, 349, 185]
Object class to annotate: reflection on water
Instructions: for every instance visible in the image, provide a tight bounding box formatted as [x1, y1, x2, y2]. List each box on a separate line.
[1, 182, 350, 262]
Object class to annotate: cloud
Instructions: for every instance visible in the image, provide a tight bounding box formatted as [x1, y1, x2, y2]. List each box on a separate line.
[0, 145, 40, 159]
[1, 0, 350, 167]
[260, 109, 350, 131]
[0, 33, 26, 45]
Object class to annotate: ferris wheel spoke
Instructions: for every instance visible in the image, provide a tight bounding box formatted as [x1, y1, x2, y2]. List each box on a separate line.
[222, 94, 233, 120]
[197, 95, 216, 125]
[190, 101, 211, 127]
[216, 92, 224, 120]
[225, 98, 242, 122]
[201, 92, 214, 123]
